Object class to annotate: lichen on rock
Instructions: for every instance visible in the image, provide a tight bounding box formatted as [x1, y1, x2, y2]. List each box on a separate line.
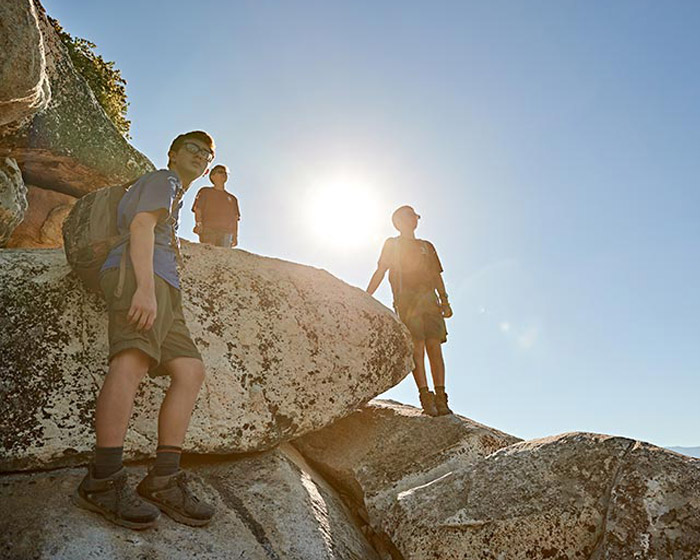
[0, 243, 413, 471]
[0, 157, 28, 246]
[0, 1, 153, 198]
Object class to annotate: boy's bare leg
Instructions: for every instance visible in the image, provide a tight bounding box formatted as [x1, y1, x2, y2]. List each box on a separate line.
[411, 338, 428, 388]
[425, 338, 445, 388]
[426, 338, 452, 415]
[136, 357, 215, 527]
[95, 349, 151, 447]
[412, 339, 438, 416]
[158, 357, 205, 447]
[76, 348, 160, 531]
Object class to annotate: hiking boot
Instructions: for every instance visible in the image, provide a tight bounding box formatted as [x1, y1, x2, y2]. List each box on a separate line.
[72, 466, 160, 530]
[419, 390, 439, 417]
[435, 391, 453, 416]
[137, 470, 215, 527]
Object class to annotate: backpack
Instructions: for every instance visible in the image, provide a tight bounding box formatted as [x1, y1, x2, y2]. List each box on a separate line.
[62, 180, 136, 294]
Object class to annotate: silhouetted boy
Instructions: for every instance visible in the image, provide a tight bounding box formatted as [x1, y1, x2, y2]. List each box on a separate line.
[192, 164, 240, 247]
[367, 205, 454, 416]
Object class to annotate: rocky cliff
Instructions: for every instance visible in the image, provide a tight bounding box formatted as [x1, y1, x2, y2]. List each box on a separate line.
[2, 1, 700, 558]
[0, 0, 153, 249]
[0, 243, 412, 471]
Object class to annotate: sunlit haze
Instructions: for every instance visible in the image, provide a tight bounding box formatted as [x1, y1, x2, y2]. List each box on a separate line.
[304, 175, 384, 250]
[43, 0, 700, 449]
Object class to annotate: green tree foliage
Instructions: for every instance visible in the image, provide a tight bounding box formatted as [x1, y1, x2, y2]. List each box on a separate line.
[49, 17, 131, 138]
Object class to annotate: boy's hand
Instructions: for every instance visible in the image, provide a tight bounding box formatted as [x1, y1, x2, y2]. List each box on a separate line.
[128, 287, 158, 331]
[439, 297, 453, 318]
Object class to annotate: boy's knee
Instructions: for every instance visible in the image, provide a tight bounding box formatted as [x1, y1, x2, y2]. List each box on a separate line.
[425, 339, 442, 352]
[109, 349, 151, 385]
[191, 362, 206, 386]
[170, 358, 206, 388]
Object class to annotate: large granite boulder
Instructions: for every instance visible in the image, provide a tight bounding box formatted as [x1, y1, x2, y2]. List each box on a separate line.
[601, 440, 700, 557]
[0, 0, 50, 133]
[387, 433, 700, 559]
[0, 1, 153, 197]
[293, 400, 521, 558]
[0, 157, 28, 246]
[295, 406, 700, 559]
[0, 443, 380, 560]
[0, 243, 413, 471]
[5, 185, 75, 247]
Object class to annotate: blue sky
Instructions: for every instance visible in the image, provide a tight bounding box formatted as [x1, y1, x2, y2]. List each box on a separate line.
[45, 1, 700, 446]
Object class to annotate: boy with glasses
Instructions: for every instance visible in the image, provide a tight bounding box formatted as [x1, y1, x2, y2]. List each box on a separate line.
[366, 205, 454, 417]
[73, 131, 217, 529]
[191, 164, 241, 247]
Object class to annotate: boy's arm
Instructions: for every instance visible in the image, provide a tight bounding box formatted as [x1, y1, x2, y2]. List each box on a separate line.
[192, 191, 204, 227]
[366, 264, 388, 295]
[367, 239, 393, 295]
[427, 241, 452, 317]
[231, 221, 238, 248]
[434, 272, 453, 318]
[127, 209, 165, 331]
[435, 272, 448, 302]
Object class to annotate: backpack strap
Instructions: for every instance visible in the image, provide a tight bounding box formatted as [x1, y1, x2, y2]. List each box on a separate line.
[113, 244, 128, 298]
[112, 177, 184, 299]
[111, 177, 138, 299]
[397, 238, 403, 296]
[169, 186, 185, 269]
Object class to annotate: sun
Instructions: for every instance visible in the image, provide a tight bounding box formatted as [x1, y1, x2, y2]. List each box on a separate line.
[305, 177, 383, 248]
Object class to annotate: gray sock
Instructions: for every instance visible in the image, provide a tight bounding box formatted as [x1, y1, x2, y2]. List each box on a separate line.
[154, 445, 182, 476]
[93, 446, 123, 479]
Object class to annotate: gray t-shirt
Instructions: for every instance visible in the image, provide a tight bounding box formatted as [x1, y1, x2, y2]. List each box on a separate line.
[101, 169, 183, 289]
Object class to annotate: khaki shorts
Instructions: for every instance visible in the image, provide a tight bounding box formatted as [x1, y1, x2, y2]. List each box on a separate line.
[100, 268, 202, 377]
[395, 290, 448, 343]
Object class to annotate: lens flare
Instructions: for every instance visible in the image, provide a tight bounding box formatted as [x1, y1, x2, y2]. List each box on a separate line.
[305, 177, 383, 248]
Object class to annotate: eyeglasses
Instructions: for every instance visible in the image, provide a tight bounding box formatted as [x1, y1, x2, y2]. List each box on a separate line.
[182, 142, 214, 162]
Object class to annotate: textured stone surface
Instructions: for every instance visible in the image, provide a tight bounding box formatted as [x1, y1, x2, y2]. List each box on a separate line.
[0, 157, 28, 246]
[0, 444, 380, 560]
[0, 0, 50, 133]
[602, 442, 700, 558]
[382, 432, 700, 560]
[294, 400, 521, 559]
[295, 406, 700, 559]
[5, 185, 75, 247]
[0, 1, 153, 196]
[0, 243, 413, 471]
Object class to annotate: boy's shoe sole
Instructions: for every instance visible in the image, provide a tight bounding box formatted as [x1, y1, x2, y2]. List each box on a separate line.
[139, 495, 212, 527]
[72, 490, 159, 530]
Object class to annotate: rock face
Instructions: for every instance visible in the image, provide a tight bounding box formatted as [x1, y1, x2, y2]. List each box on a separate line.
[0, 0, 50, 133]
[395, 433, 700, 559]
[0, 444, 380, 560]
[5, 185, 76, 247]
[601, 441, 700, 558]
[295, 405, 700, 559]
[0, 243, 413, 471]
[0, 157, 28, 246]
[0, 1, 154, 198]
[293, 400, 521, 558]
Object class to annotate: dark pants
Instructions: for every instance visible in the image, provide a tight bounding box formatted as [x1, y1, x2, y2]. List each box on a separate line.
[199, 226, 236, 247]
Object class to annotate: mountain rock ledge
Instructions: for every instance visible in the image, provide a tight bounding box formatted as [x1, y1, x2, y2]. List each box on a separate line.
[0, 243, 413, 471]
[297, 405, 700, 560]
